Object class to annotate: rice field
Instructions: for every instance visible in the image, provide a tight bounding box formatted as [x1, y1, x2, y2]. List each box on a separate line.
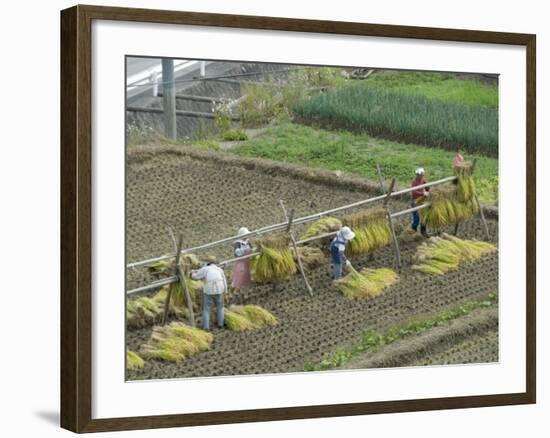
[126, 146, 499, 380]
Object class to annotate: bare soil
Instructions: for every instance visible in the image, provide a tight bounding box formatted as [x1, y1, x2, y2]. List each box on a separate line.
[126, 145, 499, 380]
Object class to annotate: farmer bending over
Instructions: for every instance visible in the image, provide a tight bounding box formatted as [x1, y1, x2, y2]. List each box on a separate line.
[330, 226, 355, 280]
[191, 255, 227, 331]
[411, 167, 429, 237]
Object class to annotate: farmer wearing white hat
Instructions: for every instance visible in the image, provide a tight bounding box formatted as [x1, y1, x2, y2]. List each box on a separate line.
[330, 226, 356, 280]
[411, 167, 429, 237]
[231, 227, 253, 290]
[191, 255, 227, 330]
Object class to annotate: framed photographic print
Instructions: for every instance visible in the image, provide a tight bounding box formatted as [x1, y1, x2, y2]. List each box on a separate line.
[60, 4, 536, 433]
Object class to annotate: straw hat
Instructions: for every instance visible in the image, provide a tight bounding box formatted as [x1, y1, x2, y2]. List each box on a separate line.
[202, 255, 218, 265]
[237, 227, 250, 236]
[339, 226, 356, 241]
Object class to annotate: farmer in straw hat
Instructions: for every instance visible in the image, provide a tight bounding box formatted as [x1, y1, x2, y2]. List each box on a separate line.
[230, 227, 253, 292]
[330, 226, 356, 280]
[191, 255, 227, 331]
[411, 167, 429, 237]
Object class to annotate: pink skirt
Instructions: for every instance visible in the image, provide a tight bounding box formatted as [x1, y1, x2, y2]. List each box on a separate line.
[232, 259, 252, 288]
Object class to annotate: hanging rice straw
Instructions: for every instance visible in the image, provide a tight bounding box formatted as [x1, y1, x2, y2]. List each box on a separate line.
[454, 161, 476, 203]
[300, 217, 342, 241]
[342, 208, 392, 256]
[250, 234, 297, 283]
[418, 186, 476, 229]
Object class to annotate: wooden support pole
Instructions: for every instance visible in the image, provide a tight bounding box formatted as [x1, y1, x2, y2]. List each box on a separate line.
[177, 264, 196, 327]
[382, 178, 402, 269]
[475, 194, 491, 240]
[162, 234, 183, 325]
[280, 201, 313, 297]
[470, 158, 490, 240]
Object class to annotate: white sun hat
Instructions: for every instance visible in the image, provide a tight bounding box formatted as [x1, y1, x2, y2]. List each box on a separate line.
[415, 167, 425, 175]
[237, 227, 250, 236]
[339, 226, 356, 241]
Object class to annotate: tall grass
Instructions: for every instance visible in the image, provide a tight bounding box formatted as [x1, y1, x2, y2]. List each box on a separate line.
[293, 85, 498, 156]
[359, 71, 498, 108]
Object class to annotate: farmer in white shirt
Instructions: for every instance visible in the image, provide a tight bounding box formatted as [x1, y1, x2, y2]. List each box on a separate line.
[191, 256, 228, 330]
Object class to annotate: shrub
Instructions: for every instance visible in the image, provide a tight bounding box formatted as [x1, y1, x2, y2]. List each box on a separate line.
[222, 129, 249, 141]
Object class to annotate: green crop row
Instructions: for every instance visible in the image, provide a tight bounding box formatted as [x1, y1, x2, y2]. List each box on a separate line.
[293, 85, 498, 156]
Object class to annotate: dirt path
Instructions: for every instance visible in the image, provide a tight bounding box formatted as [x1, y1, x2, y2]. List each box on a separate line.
[126, 146, 499, 380]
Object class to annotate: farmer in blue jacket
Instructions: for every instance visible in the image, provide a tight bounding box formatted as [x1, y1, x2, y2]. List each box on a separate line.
[330, 226, 356, 280]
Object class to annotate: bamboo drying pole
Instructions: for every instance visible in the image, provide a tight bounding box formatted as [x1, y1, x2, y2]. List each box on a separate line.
[126, 175, 467, 294]
[390, 202, 432, 218]
[126, 230, 343, 295]
[471, 159, 491, 241]
[126, 175, 458, 269]
[280, 201, 313, 297]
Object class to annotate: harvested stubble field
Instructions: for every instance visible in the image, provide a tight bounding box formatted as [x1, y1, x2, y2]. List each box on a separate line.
[126, 145, 499, 380]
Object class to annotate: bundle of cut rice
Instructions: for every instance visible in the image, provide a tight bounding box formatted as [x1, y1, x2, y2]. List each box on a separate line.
[342, 208, 392, 257]
[126, 350, 145, 370]
[160, 275, 204, 309]
[147, 253, 202, 276]
[412, 233, 496, 275]
[139, 322, 213, 363]
[300, 217, 343, 242]
[250, 234, 297, 283]
[418, 186, 477, 229]
[224, 305, 278, 331]
[126, 289, 188, 329]
[335, 267, 399, 300]
[454, 161, 476, 203]
[295, 246, 326, 270]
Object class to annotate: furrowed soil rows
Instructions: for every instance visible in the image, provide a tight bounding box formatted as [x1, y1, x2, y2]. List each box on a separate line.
[342, 307, 498, 370]
[126, 145, 499, 380]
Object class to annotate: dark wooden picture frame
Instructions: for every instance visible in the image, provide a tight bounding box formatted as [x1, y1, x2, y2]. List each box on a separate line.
[61, 4, 536, 433]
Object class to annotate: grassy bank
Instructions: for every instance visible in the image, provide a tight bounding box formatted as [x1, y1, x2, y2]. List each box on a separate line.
[293, 84, 498, 156]
[231, 123, 498, 205]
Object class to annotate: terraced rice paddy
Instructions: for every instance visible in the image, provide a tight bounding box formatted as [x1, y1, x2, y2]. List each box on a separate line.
[126, 145, 498, 380]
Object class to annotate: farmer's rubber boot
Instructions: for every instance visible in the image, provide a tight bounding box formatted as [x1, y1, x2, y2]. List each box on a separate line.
[421, 225, 428, 238]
